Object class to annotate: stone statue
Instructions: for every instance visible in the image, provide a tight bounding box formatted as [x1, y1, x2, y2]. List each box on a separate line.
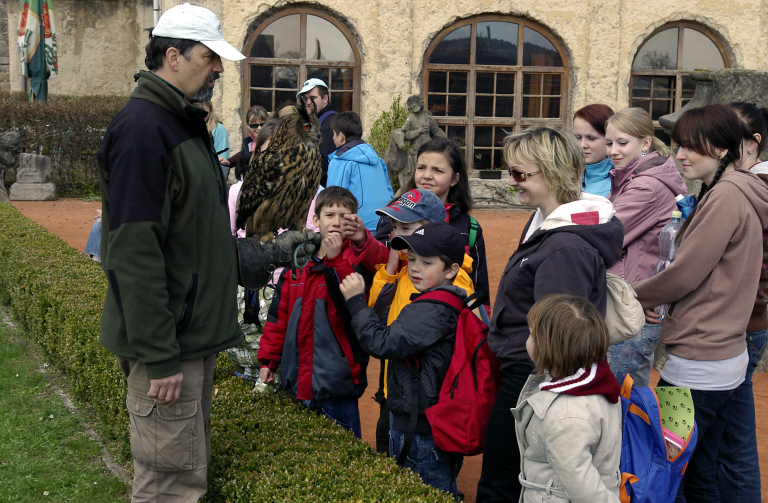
[386, 95, 445, 193]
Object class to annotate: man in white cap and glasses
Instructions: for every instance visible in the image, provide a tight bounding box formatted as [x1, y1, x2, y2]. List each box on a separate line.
[298, 78, 337, 185]
[96, 4, 246, 501]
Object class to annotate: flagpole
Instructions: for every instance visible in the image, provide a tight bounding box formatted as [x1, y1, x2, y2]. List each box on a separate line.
[19, 0, 26, 93]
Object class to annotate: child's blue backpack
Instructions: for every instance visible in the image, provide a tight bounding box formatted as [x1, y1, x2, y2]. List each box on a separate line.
[619, 375, 698, 503]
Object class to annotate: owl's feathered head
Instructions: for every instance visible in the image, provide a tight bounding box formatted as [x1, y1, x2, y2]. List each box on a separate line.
[272, 99, 321, 147]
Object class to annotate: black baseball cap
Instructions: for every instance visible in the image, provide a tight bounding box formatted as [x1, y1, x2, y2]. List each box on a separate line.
[391, 222, 465, 266]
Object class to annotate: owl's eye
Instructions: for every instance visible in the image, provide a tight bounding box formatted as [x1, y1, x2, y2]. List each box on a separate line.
[303, 123, 311, 131]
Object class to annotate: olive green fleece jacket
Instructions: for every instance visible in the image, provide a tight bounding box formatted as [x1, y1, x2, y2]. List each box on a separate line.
[97, 70, 242, 379]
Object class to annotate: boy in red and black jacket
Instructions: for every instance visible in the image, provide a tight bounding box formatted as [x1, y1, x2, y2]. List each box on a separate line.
[258, 186, 387, 438]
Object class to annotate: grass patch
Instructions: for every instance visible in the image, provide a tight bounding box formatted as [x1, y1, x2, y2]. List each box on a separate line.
[0, 322, 128, 502]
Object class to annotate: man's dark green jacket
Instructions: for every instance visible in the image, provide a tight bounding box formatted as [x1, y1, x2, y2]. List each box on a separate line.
[97, 70, 243, 379]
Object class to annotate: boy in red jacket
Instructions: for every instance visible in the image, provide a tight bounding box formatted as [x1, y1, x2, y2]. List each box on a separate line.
[258, 186, 387, 437]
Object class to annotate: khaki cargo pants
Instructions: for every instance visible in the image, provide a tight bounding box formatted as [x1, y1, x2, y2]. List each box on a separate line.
[118, 354, 216, 503]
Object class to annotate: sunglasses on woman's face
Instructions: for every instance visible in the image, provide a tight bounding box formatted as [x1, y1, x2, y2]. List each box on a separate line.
[249, 122, 265, 129]
[507, 167, 542, 182]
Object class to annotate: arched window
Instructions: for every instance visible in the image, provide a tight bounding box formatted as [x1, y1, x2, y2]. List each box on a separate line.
[630, 22, 729, 141]
[243, 8, 361, 118]
[422, 16, 569, 171]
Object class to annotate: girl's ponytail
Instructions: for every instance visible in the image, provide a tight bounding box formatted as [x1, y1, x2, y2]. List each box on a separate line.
[650, 136, 673, 157]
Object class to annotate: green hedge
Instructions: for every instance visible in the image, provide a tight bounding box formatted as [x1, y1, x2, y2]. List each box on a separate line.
[0, 91, 129, 197]
[0, 203, 453, 502]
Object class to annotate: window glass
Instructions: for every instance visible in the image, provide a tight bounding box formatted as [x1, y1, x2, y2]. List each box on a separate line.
[424, 17, 567, 170]
[250, 66, 273, 88]
[306, 15, 355, 62]
[682, 28, 724, 71]
[633, 28, 678, 70]
[251, 14, 300, 58]
[476, 22, 518, 65]
[429, 25, 471, 64]
[523, 28, 563, 67]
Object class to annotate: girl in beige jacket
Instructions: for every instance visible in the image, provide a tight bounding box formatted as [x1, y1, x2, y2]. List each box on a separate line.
[512, 294, 622, 503]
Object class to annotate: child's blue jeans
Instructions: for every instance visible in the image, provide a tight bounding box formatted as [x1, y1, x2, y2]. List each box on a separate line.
[389, 421, 461, 501]
[304, 398, 361, 439]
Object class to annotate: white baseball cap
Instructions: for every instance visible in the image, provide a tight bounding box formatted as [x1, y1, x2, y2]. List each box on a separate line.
[153, 3, 245, 62]
[296, 78, 329, 99]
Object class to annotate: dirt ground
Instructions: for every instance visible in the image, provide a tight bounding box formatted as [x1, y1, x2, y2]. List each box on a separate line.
[10, 200, 768, 502]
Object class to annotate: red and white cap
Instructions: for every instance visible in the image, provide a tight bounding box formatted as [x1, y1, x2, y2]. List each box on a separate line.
[153, 3, 245, 62]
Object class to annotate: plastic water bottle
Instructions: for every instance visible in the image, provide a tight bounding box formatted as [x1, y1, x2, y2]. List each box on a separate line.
[653, 211, 683, 319]
[675, 194, 696, 221]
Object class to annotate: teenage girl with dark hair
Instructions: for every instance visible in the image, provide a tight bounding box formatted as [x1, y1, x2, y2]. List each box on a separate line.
[633, 104, 768, 502]
[573, 104, 615, 197]
[713, 101, 768, 502]
[377, 137, 489, 304]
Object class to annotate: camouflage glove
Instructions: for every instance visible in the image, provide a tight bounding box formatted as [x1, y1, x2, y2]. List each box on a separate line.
[237, 230, 323, 290]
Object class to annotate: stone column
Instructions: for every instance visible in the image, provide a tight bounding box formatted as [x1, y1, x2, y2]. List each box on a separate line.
[9, 153, 56, 201]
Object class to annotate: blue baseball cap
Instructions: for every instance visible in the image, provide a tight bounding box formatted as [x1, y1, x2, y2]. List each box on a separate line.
[375, 189, 446, 224]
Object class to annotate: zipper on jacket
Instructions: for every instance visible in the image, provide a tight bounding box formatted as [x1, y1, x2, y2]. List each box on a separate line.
[177, 274, 199, 333]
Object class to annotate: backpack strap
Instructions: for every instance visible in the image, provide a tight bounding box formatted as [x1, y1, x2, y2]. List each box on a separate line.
[468, 215, 479, 250]
[318, 109, 338, 126]
[412, 289, 464, 313]
[396, 358, 430, 466]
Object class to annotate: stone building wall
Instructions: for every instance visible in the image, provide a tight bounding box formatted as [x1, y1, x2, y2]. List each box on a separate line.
[0, 0, 9, 91]
[5, 0, 768, 151]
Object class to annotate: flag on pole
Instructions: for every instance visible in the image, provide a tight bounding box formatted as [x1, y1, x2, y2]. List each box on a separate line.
[17, 0, 58, 102]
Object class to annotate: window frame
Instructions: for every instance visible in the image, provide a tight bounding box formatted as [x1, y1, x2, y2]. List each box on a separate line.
[629, 21, 730, 131]
[242, 7, 361, 131]
[421, 15, 570, 171]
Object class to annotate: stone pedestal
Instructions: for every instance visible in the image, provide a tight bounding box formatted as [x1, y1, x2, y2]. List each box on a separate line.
[9, 153, 56, 201]
[469, 174, 536, 209]
[0, 167, 7, 203]
[0, 131, 21, 203]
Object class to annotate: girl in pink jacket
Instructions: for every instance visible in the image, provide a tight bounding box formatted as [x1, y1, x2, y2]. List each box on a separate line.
[604, 108, 687, 386]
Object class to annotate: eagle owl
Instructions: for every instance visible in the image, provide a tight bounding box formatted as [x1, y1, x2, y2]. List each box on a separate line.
[236, 102, 322, 241]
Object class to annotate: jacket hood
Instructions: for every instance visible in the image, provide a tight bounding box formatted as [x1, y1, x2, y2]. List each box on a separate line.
[525, 193, 624, 267]
[611, 152, 687, 198]
[717, 170, 768, 229]
[332, 140, 379, 165]
[750, 161, 768, 176]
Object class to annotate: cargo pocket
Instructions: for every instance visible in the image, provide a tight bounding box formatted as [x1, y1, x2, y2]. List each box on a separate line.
[126, 391, 199, 471]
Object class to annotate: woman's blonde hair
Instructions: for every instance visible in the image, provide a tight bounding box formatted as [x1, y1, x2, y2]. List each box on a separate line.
[527, 294, 609, 380]
[202, 101, 221, 134]
[503, 126, 583, 205]
[606, 107, 672, 156]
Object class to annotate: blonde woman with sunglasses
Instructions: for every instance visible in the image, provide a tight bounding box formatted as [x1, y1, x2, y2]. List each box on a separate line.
[477, 126, 624, 502]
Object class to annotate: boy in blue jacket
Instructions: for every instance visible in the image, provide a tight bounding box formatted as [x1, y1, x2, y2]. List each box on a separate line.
[327, 111, 394, 232]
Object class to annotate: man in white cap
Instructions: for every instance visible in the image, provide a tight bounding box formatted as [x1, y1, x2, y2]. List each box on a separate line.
[298, 78, 337, 185]
[96, 4, 245, 501]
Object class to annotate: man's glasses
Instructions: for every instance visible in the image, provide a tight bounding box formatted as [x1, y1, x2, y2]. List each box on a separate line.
[507, 168, 542, 182]
[248, 122, 265, 129]
[302, 95, 319, 103]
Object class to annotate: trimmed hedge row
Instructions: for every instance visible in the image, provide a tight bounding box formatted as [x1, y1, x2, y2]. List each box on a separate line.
[0, 91, 129, 197]
[0, 203, 453, 502]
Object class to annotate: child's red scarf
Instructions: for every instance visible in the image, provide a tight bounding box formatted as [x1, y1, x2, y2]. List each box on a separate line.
[539, 359, 620, 404]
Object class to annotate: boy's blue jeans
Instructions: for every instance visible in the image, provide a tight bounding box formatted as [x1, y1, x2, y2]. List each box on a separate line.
[607, 322, 662, 387]
[389, 420, 462, 502]
[304, 398, 361, 439]
[716, 329, 766, 503]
